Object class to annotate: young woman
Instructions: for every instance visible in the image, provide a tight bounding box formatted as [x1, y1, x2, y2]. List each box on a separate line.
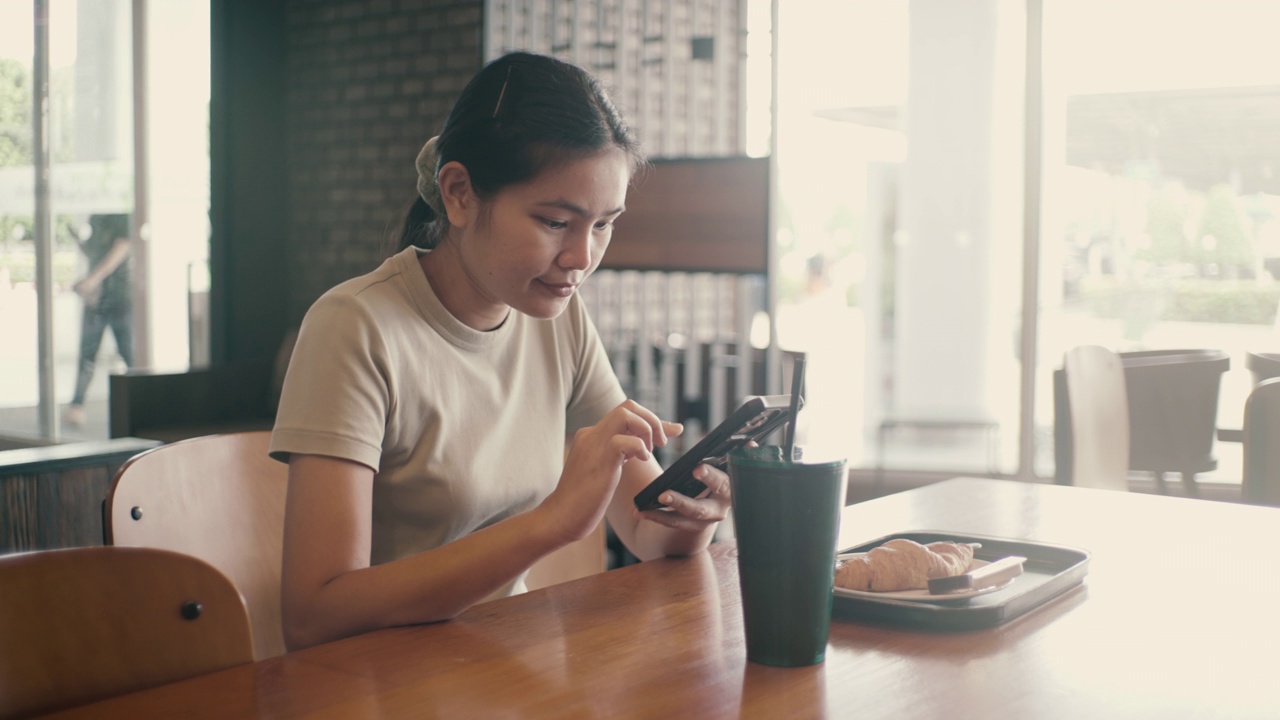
[270, 52, 731, 651]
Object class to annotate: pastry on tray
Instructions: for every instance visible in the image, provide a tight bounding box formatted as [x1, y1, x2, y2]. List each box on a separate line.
[835, 538, 977, 592]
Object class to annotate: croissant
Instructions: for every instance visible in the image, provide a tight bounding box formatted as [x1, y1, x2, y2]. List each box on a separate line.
[835, 539, 976, 592]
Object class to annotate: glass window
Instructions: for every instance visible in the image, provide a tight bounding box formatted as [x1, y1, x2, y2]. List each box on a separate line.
[0, 0, 209, 445]
[770, 1, 1026, 476]
[0, 3, 36, 444]
[767, 0, 1274, 491]
[1038, 0, 1280, 487]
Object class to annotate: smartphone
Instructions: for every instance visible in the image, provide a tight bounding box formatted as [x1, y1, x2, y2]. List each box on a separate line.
[633, 395, 799, 512]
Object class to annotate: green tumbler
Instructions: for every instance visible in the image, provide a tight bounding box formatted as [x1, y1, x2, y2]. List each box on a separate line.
[728, 445, 846, 667]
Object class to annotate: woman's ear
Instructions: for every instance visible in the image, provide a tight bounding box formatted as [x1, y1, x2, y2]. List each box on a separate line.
[437, 161, 475, 229]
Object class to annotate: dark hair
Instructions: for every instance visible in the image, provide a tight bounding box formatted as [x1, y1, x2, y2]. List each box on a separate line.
[393, 52, 643, 253]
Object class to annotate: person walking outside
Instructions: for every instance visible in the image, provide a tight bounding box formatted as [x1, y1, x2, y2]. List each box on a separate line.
[63, 213, 133, 427]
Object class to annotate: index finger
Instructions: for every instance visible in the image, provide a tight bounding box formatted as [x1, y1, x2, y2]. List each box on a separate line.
[619, 399, 680, 448]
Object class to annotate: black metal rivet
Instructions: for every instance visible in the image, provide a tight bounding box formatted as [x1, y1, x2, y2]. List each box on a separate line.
[180, 601, 203, 620]
[130, 506, 143, 521]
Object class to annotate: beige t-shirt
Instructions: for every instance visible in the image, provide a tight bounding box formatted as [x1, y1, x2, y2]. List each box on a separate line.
[270, 247, 625, 589]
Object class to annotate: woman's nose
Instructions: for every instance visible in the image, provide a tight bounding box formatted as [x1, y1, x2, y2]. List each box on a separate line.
[559, 230, 593, 270]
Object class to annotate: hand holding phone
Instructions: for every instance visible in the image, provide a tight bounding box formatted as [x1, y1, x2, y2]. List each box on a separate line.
[633, 395, 798, 512]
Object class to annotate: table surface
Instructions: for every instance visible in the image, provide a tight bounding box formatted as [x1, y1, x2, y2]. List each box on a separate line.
[46, 478, 1280, 719]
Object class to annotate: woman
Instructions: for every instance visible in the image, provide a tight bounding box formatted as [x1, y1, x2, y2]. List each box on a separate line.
[270, 52, 731, 651]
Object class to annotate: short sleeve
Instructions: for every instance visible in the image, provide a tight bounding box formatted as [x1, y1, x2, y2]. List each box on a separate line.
[269, 292, 391, 471]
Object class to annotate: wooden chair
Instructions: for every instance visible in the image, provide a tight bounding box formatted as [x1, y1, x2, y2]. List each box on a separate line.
[105, 431, 288, 660]
[1243, 377, 1280, 506]
[0, 546, 253, 719]
[1061, 345, 1130, 491]
[106, 430, 596, 646]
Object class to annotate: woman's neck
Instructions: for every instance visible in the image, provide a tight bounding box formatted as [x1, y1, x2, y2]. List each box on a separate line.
[417, 240, 510, 331]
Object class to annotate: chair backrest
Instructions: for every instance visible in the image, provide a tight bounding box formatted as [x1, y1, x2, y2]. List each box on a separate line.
[105, 431, 287, 660]
[1063, 345, 1130, 491]
[0, 546, 253, 719]
[1243, 377, 1280, 506]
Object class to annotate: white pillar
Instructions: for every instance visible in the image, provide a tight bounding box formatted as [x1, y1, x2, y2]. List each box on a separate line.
[892, 0, 1021, 421]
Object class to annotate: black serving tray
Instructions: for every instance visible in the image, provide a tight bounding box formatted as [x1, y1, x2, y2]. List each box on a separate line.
[830, 531, 1090, 631]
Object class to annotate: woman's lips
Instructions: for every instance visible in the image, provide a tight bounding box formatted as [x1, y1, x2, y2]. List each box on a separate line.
[539, 280, 578, 297]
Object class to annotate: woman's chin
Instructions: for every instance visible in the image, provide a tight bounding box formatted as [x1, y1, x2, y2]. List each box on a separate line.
[518, 295, 572, 320]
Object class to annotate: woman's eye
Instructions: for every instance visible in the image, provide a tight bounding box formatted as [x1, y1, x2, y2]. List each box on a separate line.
[594, 220, 613, 231]
[542, 218, 568, 230]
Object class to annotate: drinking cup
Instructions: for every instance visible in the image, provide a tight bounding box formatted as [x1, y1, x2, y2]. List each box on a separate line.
[727, 445, 846, 667]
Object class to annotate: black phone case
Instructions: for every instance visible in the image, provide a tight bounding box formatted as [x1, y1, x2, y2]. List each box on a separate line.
[633, 395, 797, 511]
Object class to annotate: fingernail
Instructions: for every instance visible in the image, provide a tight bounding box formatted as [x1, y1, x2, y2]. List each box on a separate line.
[662, 493, 672, 504]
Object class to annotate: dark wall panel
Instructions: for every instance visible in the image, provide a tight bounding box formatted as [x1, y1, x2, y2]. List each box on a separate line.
[210, 0, 290, 365]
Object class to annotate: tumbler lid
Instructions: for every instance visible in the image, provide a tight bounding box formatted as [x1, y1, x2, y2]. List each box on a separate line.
[728, 444, 846, 470]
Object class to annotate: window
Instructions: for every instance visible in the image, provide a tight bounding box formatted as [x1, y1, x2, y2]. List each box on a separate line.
[1035, 0, 1280, 486]
[768, 0, 1278, 489]
[769, 1, 1026, 478]
[0, 0, 209, 444]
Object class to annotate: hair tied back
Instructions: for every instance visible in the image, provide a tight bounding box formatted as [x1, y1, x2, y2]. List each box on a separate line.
[415, 136, 444, 217]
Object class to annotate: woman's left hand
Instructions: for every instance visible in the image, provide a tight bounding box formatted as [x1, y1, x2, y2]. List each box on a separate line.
[636, 462, 732, 531]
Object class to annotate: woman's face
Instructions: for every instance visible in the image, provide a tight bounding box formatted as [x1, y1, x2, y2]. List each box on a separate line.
[453, 148, 630, 326]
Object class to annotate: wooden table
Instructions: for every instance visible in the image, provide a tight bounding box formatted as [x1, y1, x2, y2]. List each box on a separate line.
[46, 478, 1280, 719]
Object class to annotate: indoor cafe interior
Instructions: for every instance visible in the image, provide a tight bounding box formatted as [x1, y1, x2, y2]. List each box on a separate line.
[2, 2, 1279, 718]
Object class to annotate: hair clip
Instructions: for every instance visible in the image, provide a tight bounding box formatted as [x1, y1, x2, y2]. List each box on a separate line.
[492, 65, 513, 118]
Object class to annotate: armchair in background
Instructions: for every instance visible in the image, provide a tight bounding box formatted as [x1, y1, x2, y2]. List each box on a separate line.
[1055, 347, 1229, 496]
[1119, 349, 1229, 496]
[1243, 377, 1280, 507]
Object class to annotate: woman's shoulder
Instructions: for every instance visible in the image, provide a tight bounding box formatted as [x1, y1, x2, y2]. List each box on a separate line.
[309, 252, 417, 314]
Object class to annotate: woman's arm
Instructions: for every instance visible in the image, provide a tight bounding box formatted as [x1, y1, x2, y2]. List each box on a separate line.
[72, 238, 129, 300]
[281, 454, 566, 650]
[281, 401, 667, 650]
[604, 455, 725, 560]
[602, 411, 732, 561]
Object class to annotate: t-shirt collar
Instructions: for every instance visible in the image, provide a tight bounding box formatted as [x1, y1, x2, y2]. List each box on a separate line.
[400, 247, 514, 352]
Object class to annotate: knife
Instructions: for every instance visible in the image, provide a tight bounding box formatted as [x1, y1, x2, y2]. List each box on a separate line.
[928, 555, 1026, 595]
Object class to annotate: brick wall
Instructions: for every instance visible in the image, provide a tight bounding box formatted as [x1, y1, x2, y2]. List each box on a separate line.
[282, 0, 485, 323]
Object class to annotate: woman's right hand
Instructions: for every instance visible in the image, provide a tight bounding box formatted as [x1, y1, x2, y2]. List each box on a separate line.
[540, 399, 681, 544]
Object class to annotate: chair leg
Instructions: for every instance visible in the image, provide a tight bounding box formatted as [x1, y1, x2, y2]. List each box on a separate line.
[1181, 471, 1200, 499]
